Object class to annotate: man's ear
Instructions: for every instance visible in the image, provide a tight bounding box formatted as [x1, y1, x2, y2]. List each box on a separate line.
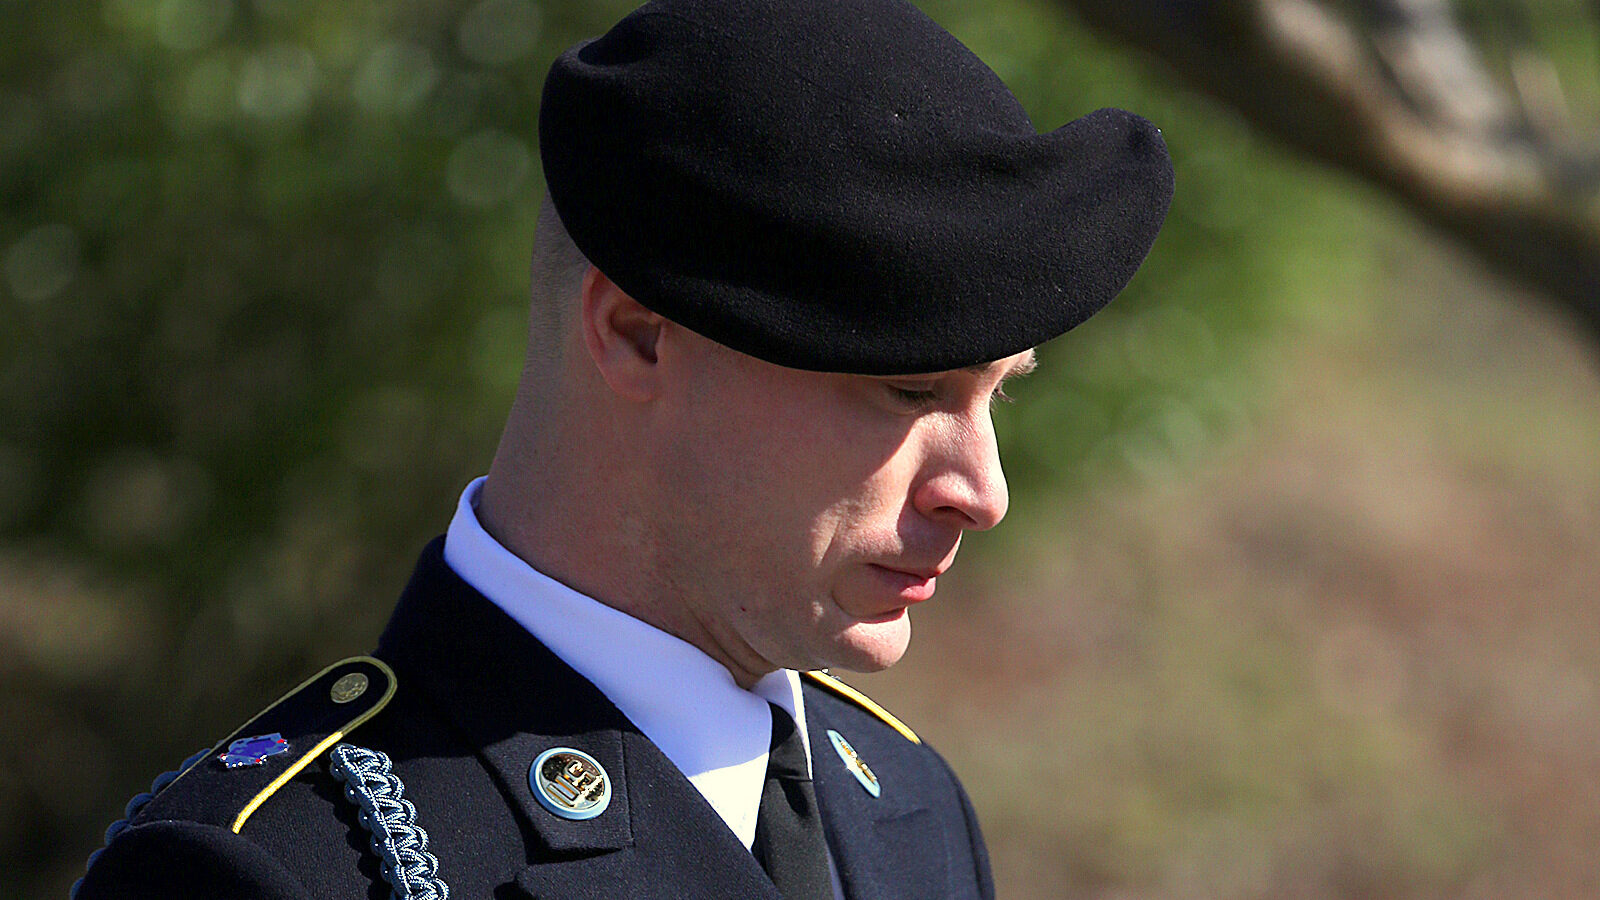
[580, 266, 664, 402]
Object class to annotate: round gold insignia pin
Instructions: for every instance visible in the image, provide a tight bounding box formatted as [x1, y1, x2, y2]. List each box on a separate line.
[329, 672, 370, 704]
[530, 747, 611, 820]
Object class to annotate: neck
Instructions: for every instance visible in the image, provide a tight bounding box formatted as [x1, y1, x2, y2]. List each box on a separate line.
[481, 457, 779, 692]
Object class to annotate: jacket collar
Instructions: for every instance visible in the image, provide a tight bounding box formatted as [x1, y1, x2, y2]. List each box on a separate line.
[376, 539, 779, 897]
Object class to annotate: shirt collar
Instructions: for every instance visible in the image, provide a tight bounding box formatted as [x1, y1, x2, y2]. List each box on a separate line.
[441, 476, 810, 849]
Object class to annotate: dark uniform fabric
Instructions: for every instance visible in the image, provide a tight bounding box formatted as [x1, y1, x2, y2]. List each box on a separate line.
[78, 538, 994, 899]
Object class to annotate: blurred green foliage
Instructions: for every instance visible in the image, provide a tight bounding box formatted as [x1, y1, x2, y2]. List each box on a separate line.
[1455, 0, 1600, 116]
[0, 0, 1478, 897]
[2, 1, 641, 892]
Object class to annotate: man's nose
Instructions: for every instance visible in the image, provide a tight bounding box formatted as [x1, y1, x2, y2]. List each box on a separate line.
[911, 411, 1009, 531]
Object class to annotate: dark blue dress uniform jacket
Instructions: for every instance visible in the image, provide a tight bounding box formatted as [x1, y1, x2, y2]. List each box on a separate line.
[76, 538, 995, 899]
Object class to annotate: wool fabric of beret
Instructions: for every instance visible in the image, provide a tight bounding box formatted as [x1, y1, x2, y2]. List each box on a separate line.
[539, 0, 1174, 376]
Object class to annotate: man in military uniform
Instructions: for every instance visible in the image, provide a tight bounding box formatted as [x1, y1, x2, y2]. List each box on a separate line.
[76, 0, 1172, 897]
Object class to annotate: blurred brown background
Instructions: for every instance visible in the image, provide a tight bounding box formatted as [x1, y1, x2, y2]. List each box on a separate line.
[5, 0, 1599, 897]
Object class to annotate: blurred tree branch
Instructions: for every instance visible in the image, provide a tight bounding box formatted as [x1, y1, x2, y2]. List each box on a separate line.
[1061, 0, 1600, 339]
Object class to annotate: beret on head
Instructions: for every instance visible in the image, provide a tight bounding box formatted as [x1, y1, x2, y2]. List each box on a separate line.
[539, 0, 1174, 375]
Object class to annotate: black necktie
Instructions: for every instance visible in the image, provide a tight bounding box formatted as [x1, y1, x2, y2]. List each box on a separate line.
[752, 703, 833, 900]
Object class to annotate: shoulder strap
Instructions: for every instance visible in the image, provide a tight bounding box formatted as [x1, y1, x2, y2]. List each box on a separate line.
[165, 656, 398, 833]
[80, 656, 399, 896]
[802, 670, 920, 744]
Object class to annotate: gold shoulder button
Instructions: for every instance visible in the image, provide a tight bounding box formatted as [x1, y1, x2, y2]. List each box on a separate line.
[802, 670, 920, 745]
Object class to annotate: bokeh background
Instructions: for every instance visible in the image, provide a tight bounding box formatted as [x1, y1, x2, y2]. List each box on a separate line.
[5, 0, 1600, 897]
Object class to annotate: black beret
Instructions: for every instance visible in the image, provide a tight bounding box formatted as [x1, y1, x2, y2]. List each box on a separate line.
[539, 0, 1174, 375]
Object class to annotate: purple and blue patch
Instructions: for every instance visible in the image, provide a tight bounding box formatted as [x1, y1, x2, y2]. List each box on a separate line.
[218, 733, 290, 768]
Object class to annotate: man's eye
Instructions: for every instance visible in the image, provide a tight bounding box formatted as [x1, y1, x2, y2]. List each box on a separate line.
[888, 385, 940, 407]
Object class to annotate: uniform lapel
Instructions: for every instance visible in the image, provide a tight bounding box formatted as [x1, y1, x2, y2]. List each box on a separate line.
[378, 539, 778, 899]
[808, 700, 948, 900]
[511, 727, 778, 899]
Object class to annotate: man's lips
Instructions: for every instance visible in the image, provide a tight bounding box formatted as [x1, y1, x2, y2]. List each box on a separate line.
[867, 563, 944, 605]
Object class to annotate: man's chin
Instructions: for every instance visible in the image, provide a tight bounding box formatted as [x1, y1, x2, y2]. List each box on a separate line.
[823, 614, 913, 674]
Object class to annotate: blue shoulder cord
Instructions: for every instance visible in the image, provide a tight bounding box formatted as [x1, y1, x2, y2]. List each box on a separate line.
[73, 743, 449, 900]
[71, 747, 212, 899]
[329, 742, 450, 900]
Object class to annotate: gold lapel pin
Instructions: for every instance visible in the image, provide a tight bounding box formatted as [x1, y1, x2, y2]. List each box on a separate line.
[530, 747, 612, 820]
[827, 729, 881, 798]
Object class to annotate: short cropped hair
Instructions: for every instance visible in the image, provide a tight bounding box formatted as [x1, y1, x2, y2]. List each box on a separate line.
[524, 190, 591, 378]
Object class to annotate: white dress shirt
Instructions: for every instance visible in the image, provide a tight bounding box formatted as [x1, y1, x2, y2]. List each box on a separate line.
[441, 477, 813, 851]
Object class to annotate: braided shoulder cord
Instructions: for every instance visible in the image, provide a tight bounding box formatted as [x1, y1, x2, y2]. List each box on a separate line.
[329, 742, 450, 900]
[71, 747, 212, 899]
